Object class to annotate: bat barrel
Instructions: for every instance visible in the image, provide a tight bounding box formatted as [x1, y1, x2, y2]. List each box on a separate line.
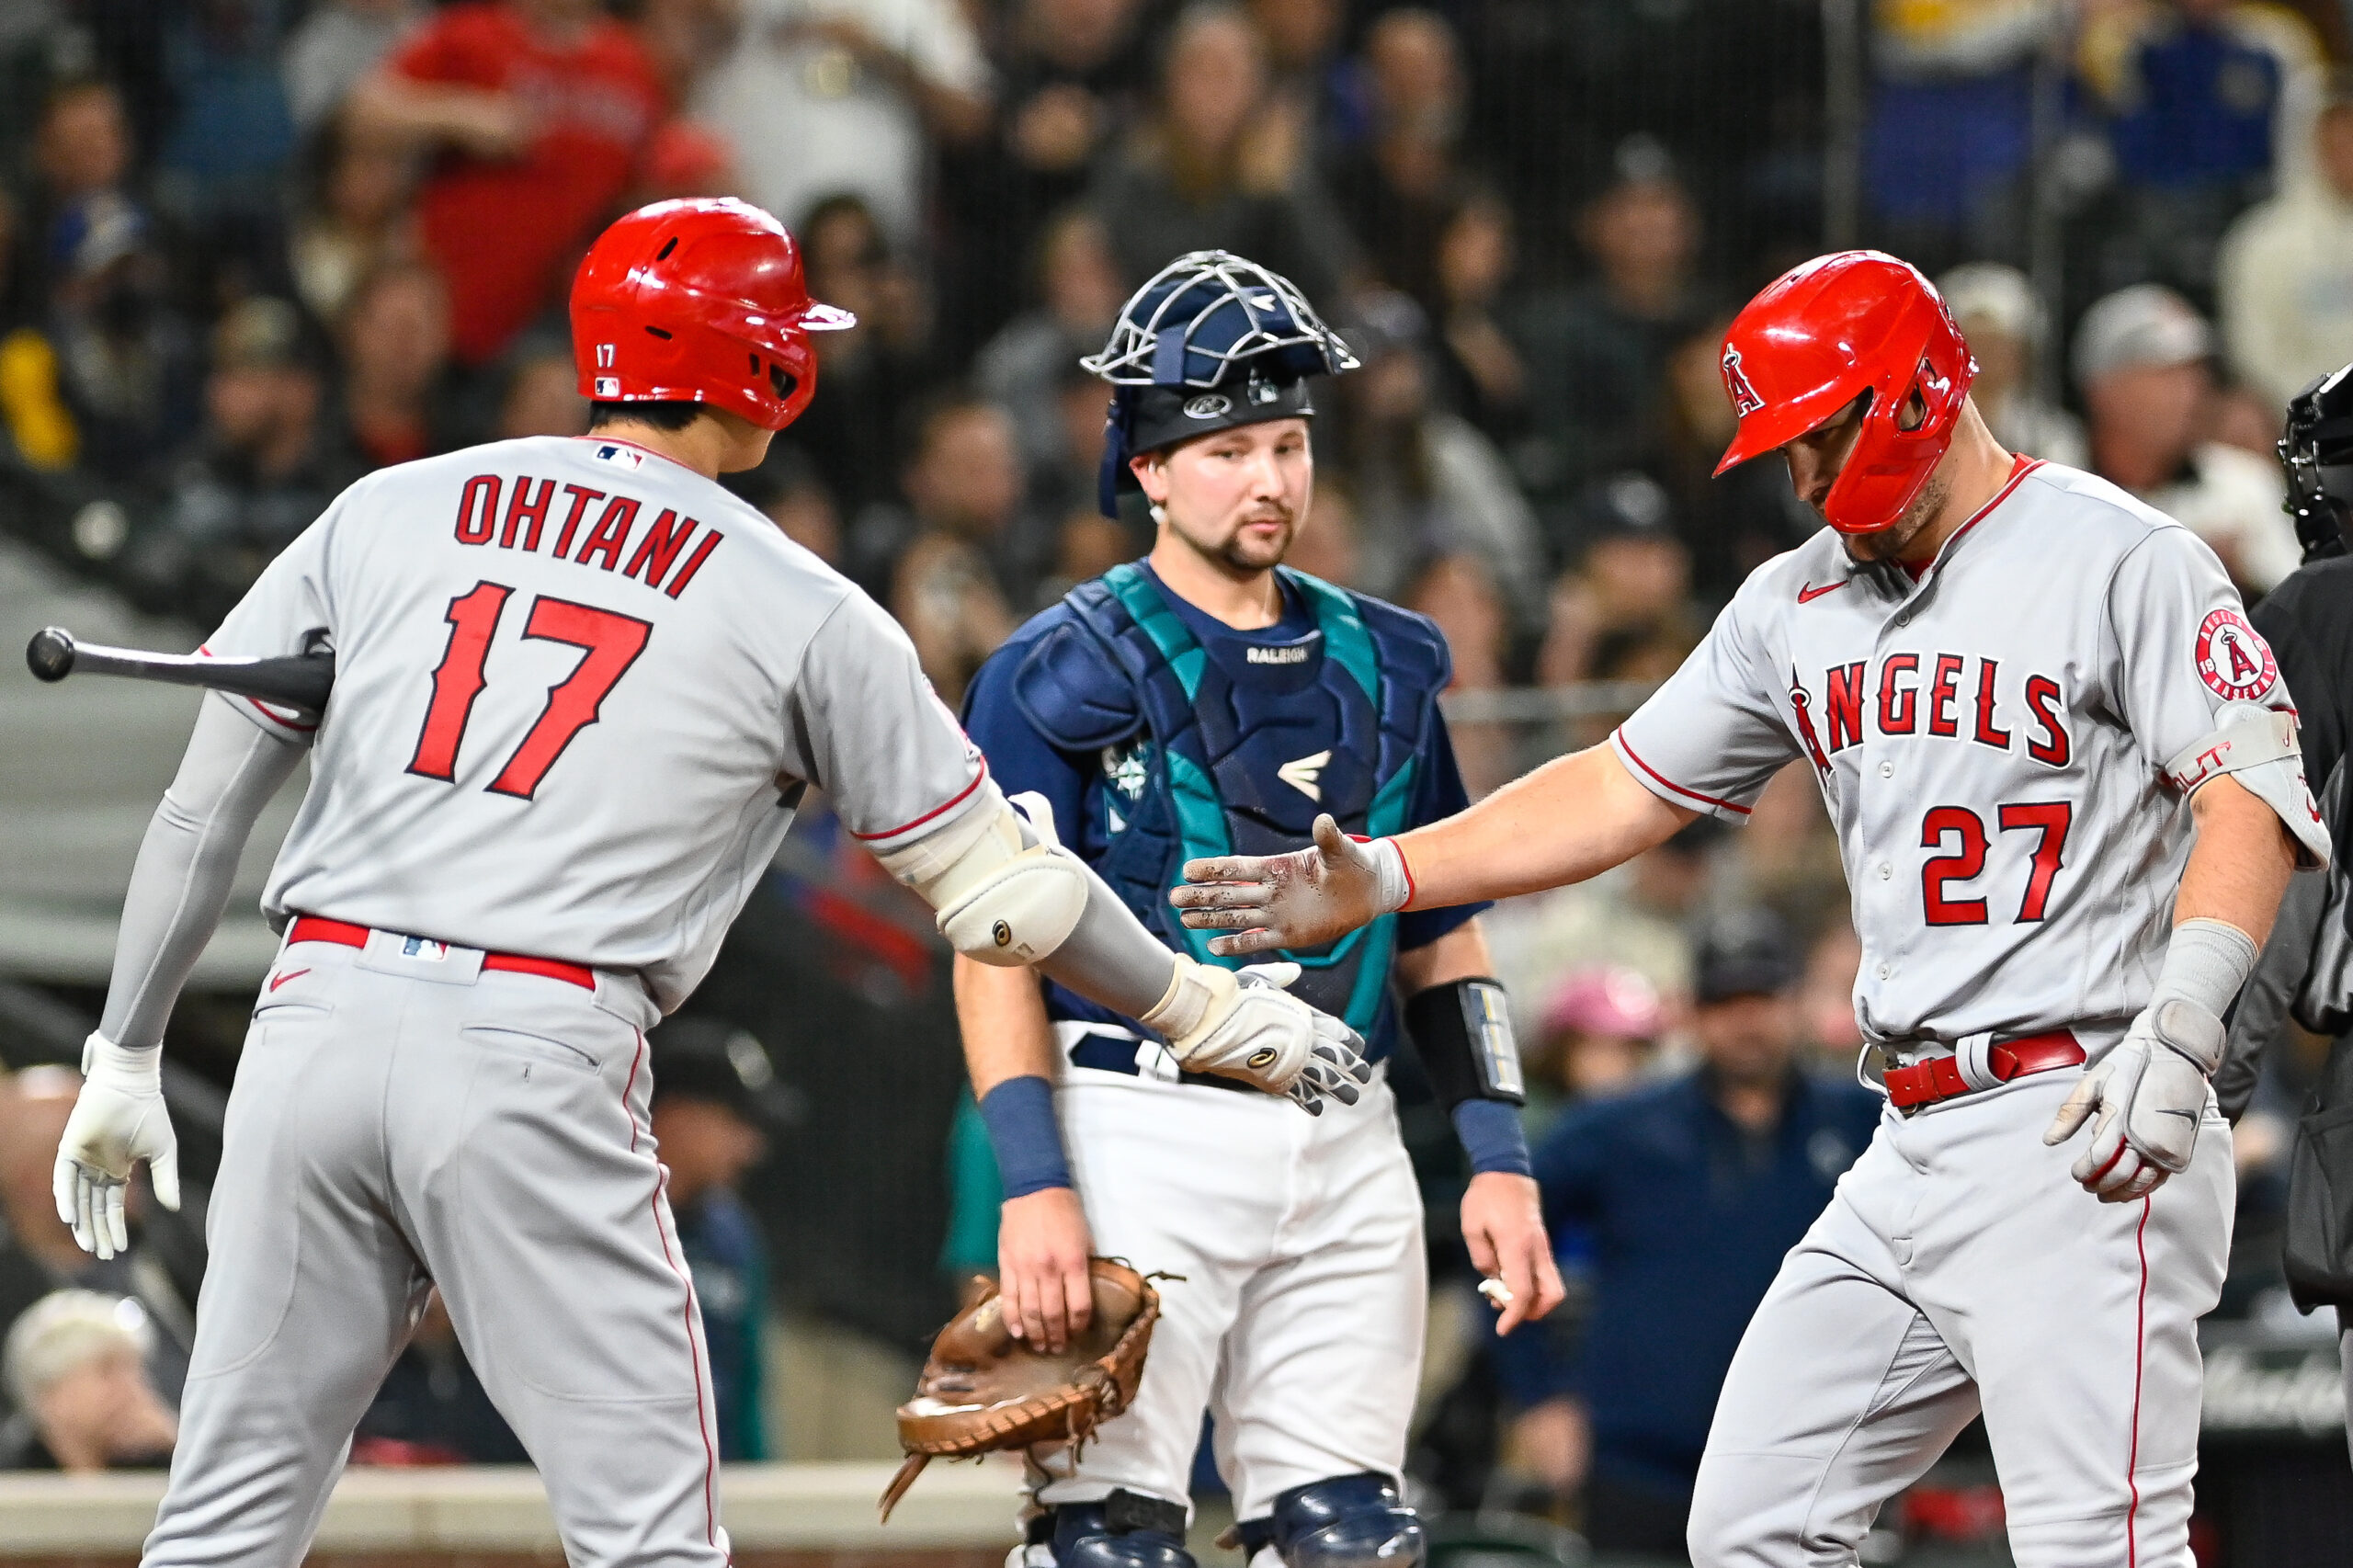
[22, 628, 335, 712]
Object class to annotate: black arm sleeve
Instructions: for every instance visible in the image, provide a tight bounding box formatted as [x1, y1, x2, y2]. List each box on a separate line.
[1404, 977, 1526, 1108]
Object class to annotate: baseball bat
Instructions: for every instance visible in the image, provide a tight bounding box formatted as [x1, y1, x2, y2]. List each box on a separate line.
[25, 627, 335, 714]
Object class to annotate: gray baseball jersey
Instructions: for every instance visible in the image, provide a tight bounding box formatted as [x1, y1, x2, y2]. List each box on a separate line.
[1614, 456, 2299, 1051]
[1627, 456, 2284, 1566]
[204, 434, 985, 1010]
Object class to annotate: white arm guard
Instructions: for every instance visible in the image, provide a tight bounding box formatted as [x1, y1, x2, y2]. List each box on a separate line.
[2165, 703, 2332, 869]
[874, 787, 1090, 965]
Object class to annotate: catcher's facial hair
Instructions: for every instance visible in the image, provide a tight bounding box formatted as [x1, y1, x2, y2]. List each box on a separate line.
[27, 628, 335, 714]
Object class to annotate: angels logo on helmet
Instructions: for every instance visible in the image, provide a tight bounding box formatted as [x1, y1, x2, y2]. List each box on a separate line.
[1722, 347, 1766, 417]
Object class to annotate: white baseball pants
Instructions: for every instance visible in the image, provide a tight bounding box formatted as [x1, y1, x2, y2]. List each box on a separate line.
[141, 931, 726, 1568]
[1687, 1071, 2232, 1568]
[1029, 1063, 1428, 1521]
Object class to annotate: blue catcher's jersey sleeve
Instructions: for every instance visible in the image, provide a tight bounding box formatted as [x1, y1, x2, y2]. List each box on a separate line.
[1395, 706, 1492, 951]
[960, 619, 1093, 849]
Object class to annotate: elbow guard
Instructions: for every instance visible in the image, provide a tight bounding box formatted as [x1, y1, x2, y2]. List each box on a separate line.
[1404, 977, 1525, 1109]
[2165, 703, 2332, 869]
[874, 788, 1089, 965]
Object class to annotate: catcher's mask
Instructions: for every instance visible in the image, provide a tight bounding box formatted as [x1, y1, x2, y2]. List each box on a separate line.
[2279, 361, 2353, 562]
[1085, 250, 1358, 518]
[1713, 249, 1977, 537]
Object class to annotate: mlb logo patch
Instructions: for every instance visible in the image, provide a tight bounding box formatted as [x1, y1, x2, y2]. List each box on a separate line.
[401, 937, 449, 962]
[595, 376, 621, 397]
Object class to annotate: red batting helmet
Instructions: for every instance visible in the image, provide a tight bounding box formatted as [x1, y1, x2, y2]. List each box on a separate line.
[572, 198, 855, 433]
[1713, 250, 1976, 536]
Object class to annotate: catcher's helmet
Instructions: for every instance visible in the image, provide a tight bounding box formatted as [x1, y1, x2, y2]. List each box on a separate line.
[1713, 250, 1977, 536]
[571, 198, 855, 433]
[2279, 362, 2353, 562]
[1085, 250, 1358, 517]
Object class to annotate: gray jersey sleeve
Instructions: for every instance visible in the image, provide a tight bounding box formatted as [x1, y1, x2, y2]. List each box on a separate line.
[1609, 583, 1801, 821]
[203, 497, 341, 741]
[2104, 524, 2293, 765]
[786, 589, 989, 851]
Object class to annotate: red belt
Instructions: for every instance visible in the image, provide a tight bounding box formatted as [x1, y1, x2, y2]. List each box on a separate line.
[286, 915, 597, 992]
[1882, 1029, 2085, 1111]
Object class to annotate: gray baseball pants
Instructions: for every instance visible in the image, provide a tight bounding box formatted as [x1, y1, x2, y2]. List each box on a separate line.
[141, 929, 727, 1568]
[1685, 1072, 2232, 1568]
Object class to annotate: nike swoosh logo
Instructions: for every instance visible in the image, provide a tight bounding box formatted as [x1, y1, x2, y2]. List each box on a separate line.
[268, 968, 310, 993]
[1797, 580, 1847, 604]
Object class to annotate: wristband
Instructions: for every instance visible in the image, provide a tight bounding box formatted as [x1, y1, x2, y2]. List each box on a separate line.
[976, 1075, 1073, 1199]
[1368, 837, 1413, 915]
[1451, 1099, 1532, 1177]
[2153, 917, 2258, 1023]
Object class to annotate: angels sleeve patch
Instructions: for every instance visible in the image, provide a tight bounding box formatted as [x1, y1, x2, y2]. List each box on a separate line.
[2195, 607, 2279, 701]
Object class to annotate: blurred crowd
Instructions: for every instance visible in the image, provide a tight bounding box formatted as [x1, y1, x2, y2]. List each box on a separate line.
[0, 0, 2341, 706]
[2, 0, 2352, 1556]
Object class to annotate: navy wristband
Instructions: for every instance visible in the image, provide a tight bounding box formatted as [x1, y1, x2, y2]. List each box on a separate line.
[1451, 1098, 1532, 1177]
[977, 1075, 1074, 1199]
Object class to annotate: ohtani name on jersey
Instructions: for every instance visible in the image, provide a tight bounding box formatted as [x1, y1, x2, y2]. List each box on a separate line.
[1789, 652, 2072, 774]
[449, 473, 722, 599]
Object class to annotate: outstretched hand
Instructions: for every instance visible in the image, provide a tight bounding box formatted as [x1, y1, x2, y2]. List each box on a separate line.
[1171, 960, 1373, 1114]
[1171, 814, 1402, 956]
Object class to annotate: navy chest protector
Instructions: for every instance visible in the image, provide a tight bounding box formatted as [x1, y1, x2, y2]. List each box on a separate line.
[1011, 562, 1448, 1039]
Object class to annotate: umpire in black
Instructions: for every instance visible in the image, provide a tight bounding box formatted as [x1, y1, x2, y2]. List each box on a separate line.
[2222, 364, 2353, 1436]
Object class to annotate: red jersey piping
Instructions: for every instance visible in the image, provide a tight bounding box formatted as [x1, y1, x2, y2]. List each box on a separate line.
[1931, 455, 2042, 567]
[848, 759, 991, 842]
[1611, 731, 1755, 817]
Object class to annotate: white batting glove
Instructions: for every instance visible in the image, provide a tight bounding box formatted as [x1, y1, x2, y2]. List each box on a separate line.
[2043, 999, 2223, 1202]
[1142, 956, 1373, 1114]
[1170, 814, 1410, 958]
[53, 1032, 181, 1259]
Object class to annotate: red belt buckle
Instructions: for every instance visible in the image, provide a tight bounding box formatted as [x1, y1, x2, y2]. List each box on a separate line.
[286, 915, 596, 991]
[1883, 1029, 2085, 1112]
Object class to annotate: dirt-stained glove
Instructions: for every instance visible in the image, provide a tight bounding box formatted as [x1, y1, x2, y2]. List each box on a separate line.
[1170, 813, 1408, 957]
[879, 1259, 1163, 1522]
[1140, 956, 1372, 1114]
[2043, 999, 2224, 1202]
[52, 1032, 181, 1260]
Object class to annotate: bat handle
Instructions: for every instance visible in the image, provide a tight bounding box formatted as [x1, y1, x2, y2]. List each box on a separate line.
[26, 627, 75, 684]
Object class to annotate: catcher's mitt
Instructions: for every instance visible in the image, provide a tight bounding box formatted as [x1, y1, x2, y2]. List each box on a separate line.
[878, 1258, 1164, 1521]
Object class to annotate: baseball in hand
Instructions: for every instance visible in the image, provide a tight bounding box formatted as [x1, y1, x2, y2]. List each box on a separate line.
[1479, 1277, 1513, 1308]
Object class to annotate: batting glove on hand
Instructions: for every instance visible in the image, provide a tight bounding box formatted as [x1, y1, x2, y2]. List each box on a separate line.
[1149, 958, 1373, 1114]
[53, 1032, 181, 1259]
[1171, 814, 1408, 958]
[2042, 999, 2222, 1202]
